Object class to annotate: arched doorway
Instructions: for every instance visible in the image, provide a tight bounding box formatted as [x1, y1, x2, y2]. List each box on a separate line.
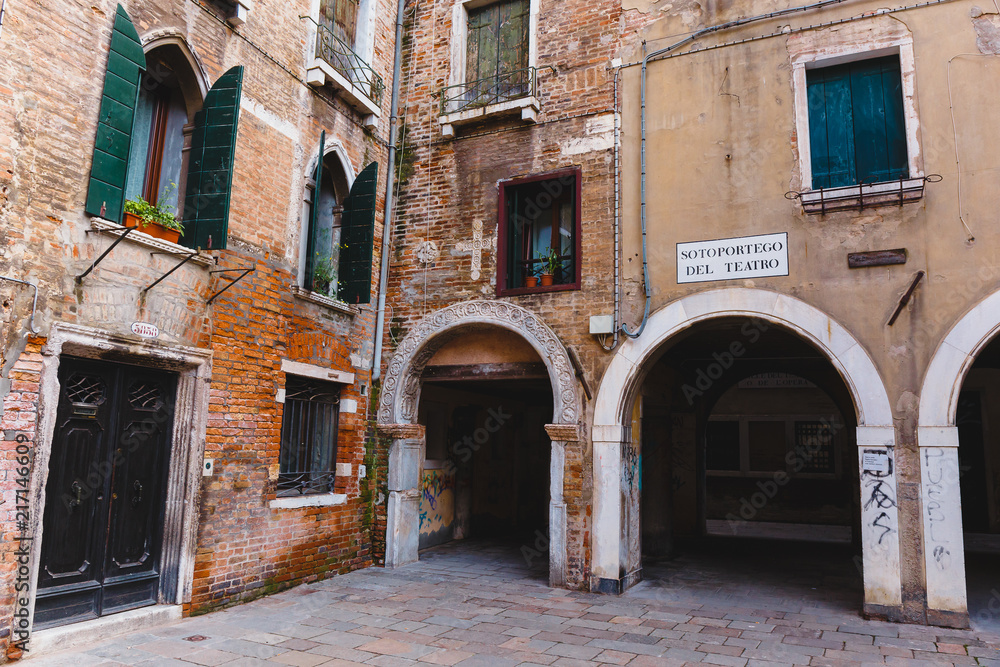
[918, 290, 1000, 629]
[592, 289, 901, 620]
[377, 301, 583, 587]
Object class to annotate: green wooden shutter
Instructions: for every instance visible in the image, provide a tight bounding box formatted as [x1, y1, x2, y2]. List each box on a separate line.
[84, 4, 146, 222]
[304, 132, 326, 292]
[807, 56, 908, 189]
[181, 66, 244, 250]
[337, 162, 378, 304]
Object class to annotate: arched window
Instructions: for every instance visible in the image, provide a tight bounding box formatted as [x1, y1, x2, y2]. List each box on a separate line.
[301, 134, 352, 298]
[123, 44, 204, 218]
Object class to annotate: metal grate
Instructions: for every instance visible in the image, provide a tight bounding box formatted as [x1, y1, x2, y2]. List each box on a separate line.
[440, 66, 537, 116]
[304, 16, 385, 107]
[65, 374, 107, 406]
[278, 375, 341, 496]
[795, 421, 837, 474]
[128, 382, 164, 410]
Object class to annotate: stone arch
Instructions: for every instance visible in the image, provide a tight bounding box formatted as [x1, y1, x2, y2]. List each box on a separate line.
[591, 288, 901, 618]
[377, 300, 583, 586]
[914, 290, 1000, 626]
[139, 29, 210, 104]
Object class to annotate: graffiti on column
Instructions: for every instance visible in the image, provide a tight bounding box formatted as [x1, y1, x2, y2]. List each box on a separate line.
[923, 447, 952, 571]
[862, 448, 897, 546]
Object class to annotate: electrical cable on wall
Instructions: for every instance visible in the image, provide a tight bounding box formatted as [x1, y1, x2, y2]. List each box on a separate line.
[948, 53, 993, 244]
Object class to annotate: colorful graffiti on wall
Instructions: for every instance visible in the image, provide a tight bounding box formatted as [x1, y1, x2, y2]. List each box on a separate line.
[419, 468, 456, 549]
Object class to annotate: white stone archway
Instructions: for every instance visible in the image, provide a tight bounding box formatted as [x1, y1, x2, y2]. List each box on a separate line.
[916, 291, 1000, 627]
[592, 288, 902, 618]
[377, 300, 583, 587]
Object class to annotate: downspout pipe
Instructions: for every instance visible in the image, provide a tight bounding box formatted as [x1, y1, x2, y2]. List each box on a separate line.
[372, 0, 407, 381]
[622, 0, 851, 339]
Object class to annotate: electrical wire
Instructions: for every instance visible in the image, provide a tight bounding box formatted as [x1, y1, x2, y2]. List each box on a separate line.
[947, 53, 989, 243]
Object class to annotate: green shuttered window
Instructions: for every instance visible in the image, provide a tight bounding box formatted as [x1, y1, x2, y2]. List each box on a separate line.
[181, 66, 244, 250]
[807, 55, 908, 190]
[84, 5, 146, 222]
[465, 0, 529, 105]
[337, 162, 378, 304]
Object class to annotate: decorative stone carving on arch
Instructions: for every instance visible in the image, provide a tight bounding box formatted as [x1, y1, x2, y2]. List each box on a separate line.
[378, 299, 581, 427]
[139, 28, 211, 101]
[377, 300, 582, 587]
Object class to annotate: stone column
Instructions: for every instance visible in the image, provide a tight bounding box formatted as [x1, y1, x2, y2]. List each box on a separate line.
[592, 424, 624, 594]
[918, 426, 969, 628]
[379, 424, 425, 569]
[544, 423, 581, 588]
[856, 426, 903, 621]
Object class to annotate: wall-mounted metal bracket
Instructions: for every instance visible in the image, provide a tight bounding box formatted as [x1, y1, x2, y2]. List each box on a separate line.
[207, 267, 255, 305]
[0, 276, 40, 334]
[887, 270, 925, 326]
[78, 226, 136, 282]
[142, 251, 201, 294]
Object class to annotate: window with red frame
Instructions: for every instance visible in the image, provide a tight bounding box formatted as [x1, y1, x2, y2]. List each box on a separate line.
[498, 169, 581, 294]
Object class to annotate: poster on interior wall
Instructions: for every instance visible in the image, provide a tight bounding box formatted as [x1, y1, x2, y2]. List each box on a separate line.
[676, 232, 789, 284]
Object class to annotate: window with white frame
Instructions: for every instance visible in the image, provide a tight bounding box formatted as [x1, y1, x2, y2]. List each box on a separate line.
[440, 0, 539, 127]
[789, 26, 924, 211]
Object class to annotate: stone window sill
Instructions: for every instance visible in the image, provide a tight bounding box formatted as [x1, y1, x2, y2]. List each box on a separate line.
[306, 59, 380, 127]
[89, 217, 215, 266]
[439, 96, 539, 138]
[269, 493, 347, 509]
[291, 286, 358, 316]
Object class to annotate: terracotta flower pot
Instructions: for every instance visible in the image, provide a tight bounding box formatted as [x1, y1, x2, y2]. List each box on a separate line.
[124, 212, 182, 244]
[524, 276, 539, 288]
[539, 274, 554, 286]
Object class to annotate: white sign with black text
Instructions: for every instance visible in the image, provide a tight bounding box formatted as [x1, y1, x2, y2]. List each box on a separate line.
[677, 232, 789, 284]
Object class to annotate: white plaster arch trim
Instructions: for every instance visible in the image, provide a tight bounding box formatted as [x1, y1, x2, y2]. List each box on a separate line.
[379, 300, 581, 427]
[139, 29, 210, 100]
[304, 137, 358, 190]
[919, 290, 1000, 427]
[594, 288, 893, 428]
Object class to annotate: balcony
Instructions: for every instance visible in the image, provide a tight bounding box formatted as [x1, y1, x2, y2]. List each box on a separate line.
[438, 67, 540, 137]
[786, 175, 941, 215]
[303, 17, 385, 125]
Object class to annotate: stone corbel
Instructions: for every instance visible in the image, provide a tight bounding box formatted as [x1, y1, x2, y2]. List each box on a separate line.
[545, 423, 583, 442]
[377, 423, 426, 439]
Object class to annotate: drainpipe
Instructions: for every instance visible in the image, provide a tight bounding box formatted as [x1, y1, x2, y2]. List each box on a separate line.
[371, 0, 407, 381]
[622, 0, 851, 339]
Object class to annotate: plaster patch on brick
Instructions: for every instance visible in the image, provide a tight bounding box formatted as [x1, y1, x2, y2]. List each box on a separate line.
[561, 113, 615, 157]
[454, 220, 496, 281]
[240, 97, 300, 142]
[973, 14, 1000, 54]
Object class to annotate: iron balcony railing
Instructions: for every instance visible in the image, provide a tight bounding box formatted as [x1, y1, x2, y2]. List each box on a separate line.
[304, 16, 385, 107]
[440, 66, 537, 116]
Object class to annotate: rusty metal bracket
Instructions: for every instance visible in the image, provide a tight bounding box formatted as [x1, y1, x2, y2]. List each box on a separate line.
[142, 251, 201, 294]
[0, 276, 40, 334]
[207, 267, 255, 305]
[78, 225, 137, 282]
[887, 270, 925, 326]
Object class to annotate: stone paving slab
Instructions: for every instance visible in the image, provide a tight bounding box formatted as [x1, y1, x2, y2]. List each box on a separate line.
[20, 540, 1000, 667]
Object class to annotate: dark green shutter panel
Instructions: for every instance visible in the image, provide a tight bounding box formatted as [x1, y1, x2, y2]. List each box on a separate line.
[181, 66, 244, 250]
[807, 64, 856, 189]
[84, 4, 145, 222]
[304, 131, 326, 292]
[337, 162, 379, 304]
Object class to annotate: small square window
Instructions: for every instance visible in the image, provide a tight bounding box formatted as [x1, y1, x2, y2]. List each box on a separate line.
[497, 168, 581, 295]
[806, 55, 908, 189]
[278, 375, 341, 496]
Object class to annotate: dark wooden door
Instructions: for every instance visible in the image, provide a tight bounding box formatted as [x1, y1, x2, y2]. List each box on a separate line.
[35, 358, 177, 629]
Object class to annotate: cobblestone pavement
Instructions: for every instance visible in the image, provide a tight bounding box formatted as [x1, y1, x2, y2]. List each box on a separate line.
[23, 539, 1000, 667]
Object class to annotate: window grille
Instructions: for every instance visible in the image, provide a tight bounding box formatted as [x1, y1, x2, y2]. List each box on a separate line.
[278, 375, 341, 496]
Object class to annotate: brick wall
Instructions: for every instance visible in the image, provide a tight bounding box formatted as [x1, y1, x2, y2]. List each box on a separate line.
[383, 0, 625, 589]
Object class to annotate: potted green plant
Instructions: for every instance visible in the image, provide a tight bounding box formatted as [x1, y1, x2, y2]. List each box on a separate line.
[524, 265, 539, 288]
[123, 188, 184, 244]
[537, 246, 562, 287]
[311, 254, 338, 297]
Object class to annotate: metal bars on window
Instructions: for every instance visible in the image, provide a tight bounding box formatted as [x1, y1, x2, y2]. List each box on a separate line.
[278, 375, 341, 496]
[303, 15, 385, 107]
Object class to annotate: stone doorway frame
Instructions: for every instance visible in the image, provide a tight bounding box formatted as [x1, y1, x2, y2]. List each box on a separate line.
[916, 290, 1000, 628]
[24, 322, 212, 642]
[377, 300, 582, 587]
[591, 288, 901, 618]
